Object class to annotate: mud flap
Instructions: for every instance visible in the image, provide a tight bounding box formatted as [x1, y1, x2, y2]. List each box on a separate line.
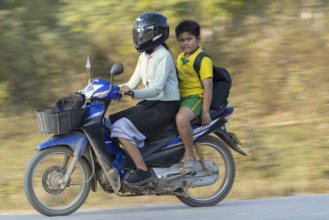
[213, 127, 247, 156]
[229, 132, 242, 145]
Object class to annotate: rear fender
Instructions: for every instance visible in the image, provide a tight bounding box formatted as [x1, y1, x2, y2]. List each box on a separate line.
[213, 126, 247, 156]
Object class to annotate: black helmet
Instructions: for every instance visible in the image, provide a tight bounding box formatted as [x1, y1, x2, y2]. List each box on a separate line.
[133, 12, 169, 52]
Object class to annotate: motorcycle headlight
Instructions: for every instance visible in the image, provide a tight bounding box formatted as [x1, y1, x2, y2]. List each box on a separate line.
[92, 90, 110, 98]
[81, 83, 109, 99]
[81, 84, 95, 99]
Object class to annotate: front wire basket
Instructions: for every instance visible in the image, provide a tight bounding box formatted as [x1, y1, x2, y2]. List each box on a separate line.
[35, 108, 85, 135]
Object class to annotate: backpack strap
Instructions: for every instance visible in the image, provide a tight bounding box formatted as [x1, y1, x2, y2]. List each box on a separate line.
[193, 51, 206, 76]
[194, 52, 232, 83]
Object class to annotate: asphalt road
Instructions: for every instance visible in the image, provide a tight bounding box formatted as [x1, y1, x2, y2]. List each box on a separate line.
[1, 194, 328, 220]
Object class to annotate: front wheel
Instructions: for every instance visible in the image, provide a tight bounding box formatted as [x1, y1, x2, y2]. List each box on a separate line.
[24, 146, 91, 216]
[177, 135, 236, 207]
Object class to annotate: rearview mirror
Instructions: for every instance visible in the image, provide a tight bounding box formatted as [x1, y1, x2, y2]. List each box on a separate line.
[110, 62, 124, 76]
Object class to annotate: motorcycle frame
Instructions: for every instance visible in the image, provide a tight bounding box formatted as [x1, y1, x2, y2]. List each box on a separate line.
[37, 84, 246, 193]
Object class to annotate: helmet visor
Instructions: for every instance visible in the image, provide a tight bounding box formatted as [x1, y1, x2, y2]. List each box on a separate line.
[133, 25, 154, 45]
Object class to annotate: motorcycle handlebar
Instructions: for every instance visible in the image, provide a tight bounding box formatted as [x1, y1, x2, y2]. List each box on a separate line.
[123, 91, 134, 98]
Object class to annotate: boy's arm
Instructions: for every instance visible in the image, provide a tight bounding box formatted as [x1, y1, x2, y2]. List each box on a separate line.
[201, 77, 213, 125]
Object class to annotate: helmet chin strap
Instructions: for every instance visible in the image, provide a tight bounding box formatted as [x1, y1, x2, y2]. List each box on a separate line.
[145, 47, 156, 54]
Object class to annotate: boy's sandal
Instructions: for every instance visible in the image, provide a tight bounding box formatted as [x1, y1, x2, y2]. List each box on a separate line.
[181, 159, 197, 174]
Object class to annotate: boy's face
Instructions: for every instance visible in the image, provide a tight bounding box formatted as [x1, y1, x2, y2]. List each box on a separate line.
[177, 31, 200, 56]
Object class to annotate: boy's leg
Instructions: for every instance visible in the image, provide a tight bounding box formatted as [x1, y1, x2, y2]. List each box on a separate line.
[176, 106, 195, 161]
[176, 96, 202, 173]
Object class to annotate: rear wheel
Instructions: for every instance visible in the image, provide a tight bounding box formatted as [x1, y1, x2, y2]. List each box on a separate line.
[177, 135, 235, 207]
[24, 146, 91, 216]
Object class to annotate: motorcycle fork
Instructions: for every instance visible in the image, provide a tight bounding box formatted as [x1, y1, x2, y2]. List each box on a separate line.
[59, 152, 79, 189]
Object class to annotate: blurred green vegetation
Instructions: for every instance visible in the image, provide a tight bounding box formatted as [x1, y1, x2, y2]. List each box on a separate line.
[0, 0, 328, 212]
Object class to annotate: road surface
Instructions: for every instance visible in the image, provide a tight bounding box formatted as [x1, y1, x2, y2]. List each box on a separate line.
[1, 194, 328, 220]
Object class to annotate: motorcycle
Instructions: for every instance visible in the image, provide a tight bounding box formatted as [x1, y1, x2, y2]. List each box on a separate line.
[24, 57, 246, 216]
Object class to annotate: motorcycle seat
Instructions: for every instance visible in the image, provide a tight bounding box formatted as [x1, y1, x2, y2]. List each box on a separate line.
[142, 101, 232, 152]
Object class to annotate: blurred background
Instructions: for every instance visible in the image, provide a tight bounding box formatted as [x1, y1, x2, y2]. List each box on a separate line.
[0, 0, 328, 212]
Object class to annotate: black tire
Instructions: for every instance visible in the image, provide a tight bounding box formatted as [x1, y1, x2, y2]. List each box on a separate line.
[177, 135, 235, 207]
[24, 146, 91, 216]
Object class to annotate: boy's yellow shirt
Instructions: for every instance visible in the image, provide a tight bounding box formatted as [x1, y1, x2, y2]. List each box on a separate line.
[176, 47, 213, 98]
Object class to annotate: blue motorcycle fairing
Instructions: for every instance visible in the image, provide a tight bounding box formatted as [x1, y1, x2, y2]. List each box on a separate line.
[37, 131, 88, 157]
[83, 101, 107, 124]
[191, 118, 220, 140]
[101, 132, 129, 179]
[82, 78, 121, 100]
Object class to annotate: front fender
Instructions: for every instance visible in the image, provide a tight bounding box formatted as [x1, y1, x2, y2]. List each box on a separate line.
[37, 130, 98, 192]
[38, 130, 88, 157]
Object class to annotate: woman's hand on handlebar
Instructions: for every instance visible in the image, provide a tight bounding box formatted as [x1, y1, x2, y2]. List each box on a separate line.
[119, 85, 131, 95]
[119, 85, 134, 97]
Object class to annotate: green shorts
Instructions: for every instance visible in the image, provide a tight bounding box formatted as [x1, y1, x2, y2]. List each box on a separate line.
[179, 95, 202, 117]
